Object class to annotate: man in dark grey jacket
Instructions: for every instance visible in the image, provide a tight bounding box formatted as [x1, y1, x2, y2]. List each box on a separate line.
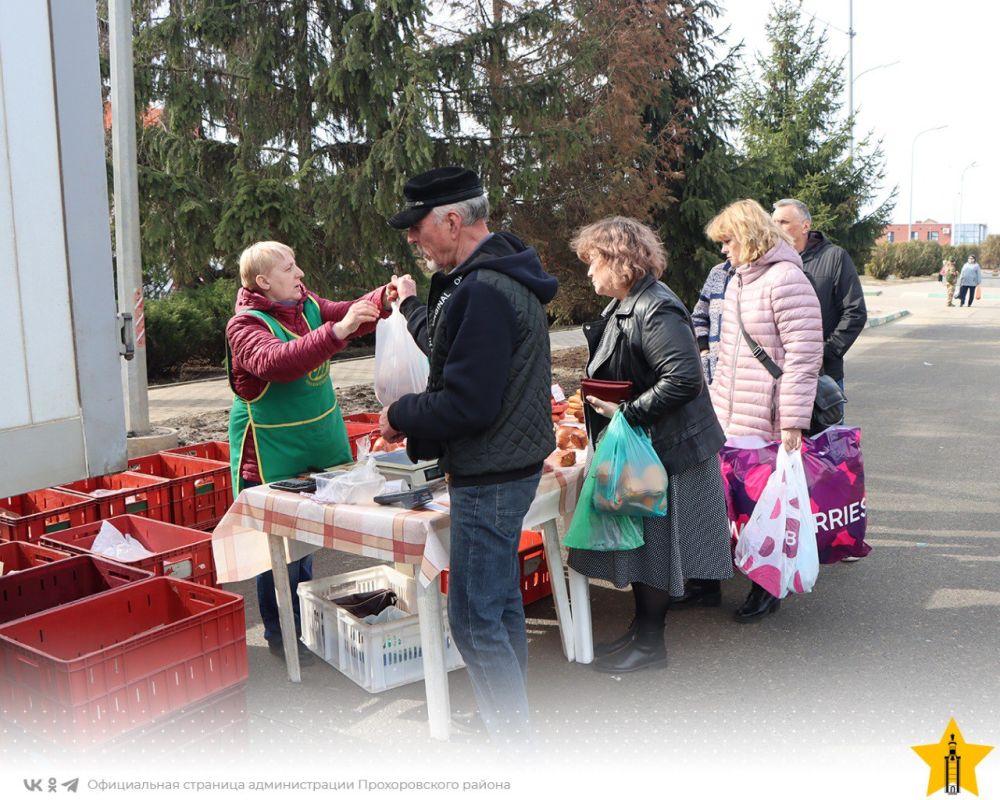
[772, 199, 868, 389]
[379, 166, 557, 741]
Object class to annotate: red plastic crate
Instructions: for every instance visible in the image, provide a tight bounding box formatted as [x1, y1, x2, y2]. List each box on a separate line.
[127, 453, 231, 530]
[40, 514, 216, 587]
[343, 413, 381, 460]
[59, 471, 171, 522]
[0, 541, 71, 576]
[0, 554, 151, 625]
[440, 531, 552, 605]
[0, 577, 247, 744]
[0, 490, 98, 544]
[163, 441, 230, 464]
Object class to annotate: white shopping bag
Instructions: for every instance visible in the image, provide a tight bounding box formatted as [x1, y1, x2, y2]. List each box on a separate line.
[373, 303, 429, 406]
[733, 447, 819, 599]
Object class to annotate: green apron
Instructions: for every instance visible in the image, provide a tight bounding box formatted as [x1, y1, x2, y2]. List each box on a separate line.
[227, 296, 351, 497]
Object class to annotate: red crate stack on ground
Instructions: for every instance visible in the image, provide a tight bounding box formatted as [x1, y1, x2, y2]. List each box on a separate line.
[0, 577, 247, 744]
[0, 541, 71, 576]
[0, 555, 151, 625]
[164, 441, 230, 463]
[342, 413, 381, 460]
[59, 471, 171, 522]
[41, 514, 217, 586]
[439, 530, 552, 605]
[0, 489, 97, 544]
[127, 452, 231, 530]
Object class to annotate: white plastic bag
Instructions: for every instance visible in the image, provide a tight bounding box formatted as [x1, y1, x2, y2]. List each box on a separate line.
[313, 439, 386, 505]
[733, 447, 819, 599]
[90, 520, 156, 563]
[373, 303, 429, 405]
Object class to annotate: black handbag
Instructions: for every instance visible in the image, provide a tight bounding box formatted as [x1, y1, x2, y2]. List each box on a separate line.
[736, 295, 846, 435]
[331, 588, 398, 619]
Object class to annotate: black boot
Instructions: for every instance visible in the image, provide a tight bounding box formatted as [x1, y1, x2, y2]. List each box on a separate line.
[591, 622, 667, 674]
[670, 579, 722, 609]
[593, 618, 638, 658]
[734, 584, 780, 624]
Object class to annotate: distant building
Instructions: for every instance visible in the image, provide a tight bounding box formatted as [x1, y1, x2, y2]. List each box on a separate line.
[878, 219, 989, 246]
[952, 223, 988, 246]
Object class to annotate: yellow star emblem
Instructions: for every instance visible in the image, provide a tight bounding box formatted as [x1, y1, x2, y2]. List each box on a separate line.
[912, 718, 993, 796]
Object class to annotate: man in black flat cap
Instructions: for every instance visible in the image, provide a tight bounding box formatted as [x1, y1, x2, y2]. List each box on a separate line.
[379, 166, 558, 741]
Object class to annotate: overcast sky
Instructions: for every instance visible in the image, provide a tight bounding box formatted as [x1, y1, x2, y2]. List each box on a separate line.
[720, 0, 996, 231]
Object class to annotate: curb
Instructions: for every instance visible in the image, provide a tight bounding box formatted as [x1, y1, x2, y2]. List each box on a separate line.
[866, 309, 910, 329]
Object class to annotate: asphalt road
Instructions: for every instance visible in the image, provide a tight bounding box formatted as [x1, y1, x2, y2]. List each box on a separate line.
[5, 279, 998, 798]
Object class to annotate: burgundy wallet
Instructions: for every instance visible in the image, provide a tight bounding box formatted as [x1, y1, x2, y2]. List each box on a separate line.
[580, 378, 633, 403]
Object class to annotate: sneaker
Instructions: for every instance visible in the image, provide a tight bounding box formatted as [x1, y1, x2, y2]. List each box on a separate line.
[841, 556, 861, 563]
[267, 638, 317, 665]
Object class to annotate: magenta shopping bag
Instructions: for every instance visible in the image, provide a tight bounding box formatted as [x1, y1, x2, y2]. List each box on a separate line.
[721, 427, 871, 563]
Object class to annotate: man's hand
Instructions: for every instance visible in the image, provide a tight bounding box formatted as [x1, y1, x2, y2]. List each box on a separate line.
[332, 300, 379, 340]
[391, 273, 417, 303]
[781, 428, 803, 452]
[379, 406, 405, 443]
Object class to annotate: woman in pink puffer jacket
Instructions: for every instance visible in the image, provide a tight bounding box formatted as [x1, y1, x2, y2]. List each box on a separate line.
[705, 199, 823, 622]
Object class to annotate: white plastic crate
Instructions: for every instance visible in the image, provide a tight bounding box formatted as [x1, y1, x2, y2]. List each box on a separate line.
[297, 565, 464, 692]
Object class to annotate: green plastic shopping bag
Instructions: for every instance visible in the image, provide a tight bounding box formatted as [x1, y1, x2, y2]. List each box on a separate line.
[562, 410, 648, 551]
[590, 410, 668, 518]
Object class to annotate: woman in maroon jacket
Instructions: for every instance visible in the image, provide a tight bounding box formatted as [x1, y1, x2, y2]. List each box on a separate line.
[226, 240, 400, 662]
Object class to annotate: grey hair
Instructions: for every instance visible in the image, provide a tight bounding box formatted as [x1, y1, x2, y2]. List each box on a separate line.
[773, 198, 812, 223]
[432, 194, 490, 225]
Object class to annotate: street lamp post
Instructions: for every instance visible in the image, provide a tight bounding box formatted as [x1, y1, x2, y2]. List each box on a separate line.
[957, 161, 977, 246]
[907, 125, 948, 243]
[850, 60, 900, 157]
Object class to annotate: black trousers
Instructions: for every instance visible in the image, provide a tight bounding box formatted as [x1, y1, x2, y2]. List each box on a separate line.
[959, 285, 976, 306]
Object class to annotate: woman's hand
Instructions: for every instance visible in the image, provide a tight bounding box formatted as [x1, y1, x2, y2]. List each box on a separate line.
[332, 300, 379, 339]
[781, 428, 803, 452]
[585, 395, 618, 419]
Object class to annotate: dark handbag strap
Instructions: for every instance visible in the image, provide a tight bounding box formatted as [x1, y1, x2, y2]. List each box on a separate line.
[735, 281, 783, 380]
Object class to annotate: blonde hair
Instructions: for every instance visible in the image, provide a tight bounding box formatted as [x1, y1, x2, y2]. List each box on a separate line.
[705, 199, 792, 264]
[239, 241, 295, 289]
[570, 216, 667, 285]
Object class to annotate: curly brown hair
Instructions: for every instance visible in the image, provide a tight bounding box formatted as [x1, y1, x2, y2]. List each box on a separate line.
[570, 216, 667, 286]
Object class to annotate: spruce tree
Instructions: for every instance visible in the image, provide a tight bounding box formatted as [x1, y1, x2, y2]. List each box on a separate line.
[737, 0, 894, 267]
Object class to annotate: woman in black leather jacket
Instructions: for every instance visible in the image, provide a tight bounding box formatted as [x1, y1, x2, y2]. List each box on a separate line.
[568, 216, 733, 673]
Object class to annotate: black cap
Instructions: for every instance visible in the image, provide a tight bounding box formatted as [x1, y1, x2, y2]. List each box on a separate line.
[387, 166, 484, 229]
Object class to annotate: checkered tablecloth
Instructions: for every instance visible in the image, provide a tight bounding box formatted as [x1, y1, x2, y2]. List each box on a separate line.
[212, 462, 585, 587]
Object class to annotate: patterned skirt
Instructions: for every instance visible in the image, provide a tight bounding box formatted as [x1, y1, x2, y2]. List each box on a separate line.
[567, 454, 734, 596]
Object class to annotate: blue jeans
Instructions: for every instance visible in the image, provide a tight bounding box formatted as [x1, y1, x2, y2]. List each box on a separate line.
[257, 554, 313, 642]
[244, 480, 313, 642]
[447, 470, 541, 742]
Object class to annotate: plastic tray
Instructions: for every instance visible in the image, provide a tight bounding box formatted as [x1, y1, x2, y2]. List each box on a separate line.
[0, 577, 247, 743]
[60, 471, 172, 522]
[0, 554, 152, 625]
[298, 565, 463, 693]
[0, 489, 98, 544]
[127, 453, 231, 530]
[40, 514, 216, 586]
